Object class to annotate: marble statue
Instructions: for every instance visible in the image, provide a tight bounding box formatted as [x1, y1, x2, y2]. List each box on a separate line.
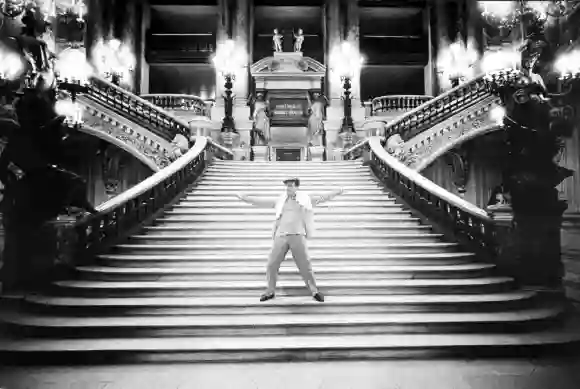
[273, 29, 283, 53]
[252, 93, 271, 144]
[307, 92, 328, 146]
[294, 29, 304, 52]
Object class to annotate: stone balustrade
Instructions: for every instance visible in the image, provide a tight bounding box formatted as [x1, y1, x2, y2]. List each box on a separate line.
[141, 94, 213, 118]
[370, 95, 433, 116]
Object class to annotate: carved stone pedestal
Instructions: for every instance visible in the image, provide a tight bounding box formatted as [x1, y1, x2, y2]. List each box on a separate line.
[219, 131, 240, 149]
[331, 148, 345, 161]
[309, 146, 325, 161]
[233, 147, 249, 161]
[252, 146, 269, 161]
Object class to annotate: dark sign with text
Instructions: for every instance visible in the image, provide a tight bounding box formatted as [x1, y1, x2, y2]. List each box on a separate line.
[270, 98, 308, 125]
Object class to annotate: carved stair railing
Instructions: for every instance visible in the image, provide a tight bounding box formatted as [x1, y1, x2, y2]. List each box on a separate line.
[360, 137, 509, 264]
[56, 136, 233, 267]
[140, 94, 212, 118]
[371, 95, 434, 116]
[81, 76, 193, 142]
[348, 71, 519, 160]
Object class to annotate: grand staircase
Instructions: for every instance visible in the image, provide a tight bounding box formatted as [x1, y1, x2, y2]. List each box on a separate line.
[1, 160, 578, 364]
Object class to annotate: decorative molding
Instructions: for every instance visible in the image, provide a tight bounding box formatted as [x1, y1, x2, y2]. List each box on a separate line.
[402, 96, 502, 171]
[443, 147, 471, 195]
[81, 107, 173, 171]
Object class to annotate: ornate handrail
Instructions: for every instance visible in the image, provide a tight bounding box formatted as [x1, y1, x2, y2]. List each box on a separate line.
[345, 70, 518, 160]
[141, 94, 212, 118]
[365, 136, 500, 256]
[56, 136, 233, 265]
[372, 95, 433, 114]
[85, 76, 194, 142]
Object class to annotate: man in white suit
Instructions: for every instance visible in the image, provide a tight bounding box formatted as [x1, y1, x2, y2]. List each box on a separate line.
[237, 178, 344, 302]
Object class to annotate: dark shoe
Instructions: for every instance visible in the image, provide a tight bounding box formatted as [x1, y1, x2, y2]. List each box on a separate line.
[313, 292, 325, 302]
[260, 292, 275, 302]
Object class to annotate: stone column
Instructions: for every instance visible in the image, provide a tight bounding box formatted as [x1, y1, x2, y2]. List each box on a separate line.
[232, 0, 252, 144]
[325, 0, 342, 106]
[139, 1, 151, 94]
[213, 0, 232, 123]
[346, 0, 364, 125]
[424, 5, 435, 96]
[432, 0, 448, 95]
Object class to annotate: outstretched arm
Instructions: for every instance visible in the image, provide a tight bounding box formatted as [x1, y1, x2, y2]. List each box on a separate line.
[236, 193, 277, 208]
[311, 188, 345, 206]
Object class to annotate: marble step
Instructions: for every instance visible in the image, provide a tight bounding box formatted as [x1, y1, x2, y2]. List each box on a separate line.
[3, 323, 580, 364]
[21, 291, 539, 316]
[182, 194, 395, 201]
[129, 233, 443, 243]
[96, 252, 477, 267]
[191, 184, 380, 190]
[202, 172, 374, 178]
[164, 207, 409, 215]
[74, 263, 496, 282]
[49, 277, 516, 297]
[155, 214, 418, 222]
[3, 306, 562, 338]
[111, 242, 460, 255]
[143, 224, 432, 233]
[199, 178, 375, 185]
[172, 200, 399, 207]
[127, 235, 444, 245]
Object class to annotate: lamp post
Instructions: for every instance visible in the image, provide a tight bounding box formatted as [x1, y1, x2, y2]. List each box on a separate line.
[436, 38, 478, 90]
[54, 47, 93, 128]
[212, 39, 247, 134]
[91, 39, 136, 87]
[330, 42, 364, 134]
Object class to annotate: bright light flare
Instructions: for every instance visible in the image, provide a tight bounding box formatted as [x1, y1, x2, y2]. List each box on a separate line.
[490, 106, 506, 125]
[55, 99, 84, 125]
[91, 39, 136, 83]
[330, 42, 365, 79]
[0, 45, 26, 81]
[481, 45, 520, 74]
[212, 39, 248, 78]
[436, 38, 479, 87]
[554, 49, 580, 76]
[55, 48, 93, 84]
[478, 1, 517, 21]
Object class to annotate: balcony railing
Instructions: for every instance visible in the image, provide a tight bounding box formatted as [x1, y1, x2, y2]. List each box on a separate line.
[141, 94, 213, 118]
[370, 95, 433, 116]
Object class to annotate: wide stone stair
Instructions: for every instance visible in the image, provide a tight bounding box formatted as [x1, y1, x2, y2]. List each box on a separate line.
[1, 160, 579, 364]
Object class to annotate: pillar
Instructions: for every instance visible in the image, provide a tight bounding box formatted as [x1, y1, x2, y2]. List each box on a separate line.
[139, 1, 150, 94]
[424, 5, 435, 96]
[345, 0, 360, 102]
[233, 0, 250, 107]
[325, 0, 342, 106]
[213, 0, 232, 123]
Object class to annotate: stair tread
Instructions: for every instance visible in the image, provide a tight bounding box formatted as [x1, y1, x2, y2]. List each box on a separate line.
[98, 252, 475, 260]
[54, 277, 513, 289]
[77, 263, 495, 274]
[143, 225, 433, 231]
[23, 291, 537, 307]
[130, 233, 444, 239]
[3, 307, 562, 327]
[115, 242, 458, 249]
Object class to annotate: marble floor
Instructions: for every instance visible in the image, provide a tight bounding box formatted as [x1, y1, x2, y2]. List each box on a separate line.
[1, 356, 580, 389]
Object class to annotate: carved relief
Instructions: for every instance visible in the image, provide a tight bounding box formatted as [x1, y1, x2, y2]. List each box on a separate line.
[402, 98, 502, 170]
[444, 148, 471, 195]
[82, 107, 173, 169]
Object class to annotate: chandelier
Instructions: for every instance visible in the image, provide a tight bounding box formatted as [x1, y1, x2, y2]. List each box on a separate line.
[0, 0, 85, 21]
[479, 0, 579, 29]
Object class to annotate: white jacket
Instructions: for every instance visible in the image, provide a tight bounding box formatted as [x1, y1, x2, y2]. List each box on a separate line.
[273, 191, 314, 238]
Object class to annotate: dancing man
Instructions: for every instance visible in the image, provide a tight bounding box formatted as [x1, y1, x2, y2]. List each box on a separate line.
[237, 178, 345, 302]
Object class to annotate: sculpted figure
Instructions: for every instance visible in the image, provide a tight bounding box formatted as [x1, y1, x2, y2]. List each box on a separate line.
[386, 134, 405, 159]
[273, 29, 283, 53]
[306, 92, 328, 146]
[252, 93, 271, 144]
[294, 28, 304, 52]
